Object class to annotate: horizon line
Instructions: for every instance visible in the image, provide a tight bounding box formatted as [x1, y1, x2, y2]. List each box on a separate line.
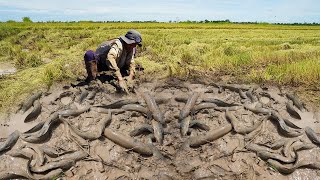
[2, 18, 320, 25]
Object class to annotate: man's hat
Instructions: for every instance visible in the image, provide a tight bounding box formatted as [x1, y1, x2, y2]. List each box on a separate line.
[120, 29, 142, 47]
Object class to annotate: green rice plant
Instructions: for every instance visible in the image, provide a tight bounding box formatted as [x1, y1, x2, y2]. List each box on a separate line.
[224, 46, 237, 56]
[0, 26, 21, 40]
[13, 51, 28, 68]
[249, 58, 320, 86]
[0, 68, 44, 110]
[7, 45, 22, 59]
[0, 41, 14, 58]
[25, 53, 43, 67]
[42, 68, 54, 87]
[37, 42, 53, 53]
[77, 38, 96, 51]
[281, 42, 292, 50]
[135, 56, 165, 74]
[230, 52, 252, 67]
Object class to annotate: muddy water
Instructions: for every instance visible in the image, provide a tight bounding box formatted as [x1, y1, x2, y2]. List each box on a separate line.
[0, 79, 320, 179]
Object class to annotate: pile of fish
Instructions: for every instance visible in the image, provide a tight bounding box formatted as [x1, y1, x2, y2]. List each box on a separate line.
[0, 81, 320, 179]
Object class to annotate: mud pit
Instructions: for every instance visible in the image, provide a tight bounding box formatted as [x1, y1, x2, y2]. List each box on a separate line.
[1, 79, 320, 179]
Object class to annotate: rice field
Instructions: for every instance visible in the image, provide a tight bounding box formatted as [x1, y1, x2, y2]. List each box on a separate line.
[0, 22, 320, 111]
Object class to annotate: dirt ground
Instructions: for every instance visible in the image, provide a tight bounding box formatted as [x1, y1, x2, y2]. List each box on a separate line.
[0, 76, 320, 180]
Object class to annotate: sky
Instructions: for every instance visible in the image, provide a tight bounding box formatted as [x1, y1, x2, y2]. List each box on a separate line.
[0, 0, 320, 23]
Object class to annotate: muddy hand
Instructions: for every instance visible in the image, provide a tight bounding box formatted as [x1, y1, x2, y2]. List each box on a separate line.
[119, 79, 129, 94]
[125, 76, 134, 90]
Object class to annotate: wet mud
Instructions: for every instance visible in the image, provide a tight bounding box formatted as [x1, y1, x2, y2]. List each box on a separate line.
[0, 79, 320, 179]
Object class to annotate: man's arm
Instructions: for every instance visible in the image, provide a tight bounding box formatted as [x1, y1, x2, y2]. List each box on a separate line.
[107, 47, 128, 93]
[107, 47, 123, 81]
[127, 47, 136, 80]
[128, 58, 135, 79]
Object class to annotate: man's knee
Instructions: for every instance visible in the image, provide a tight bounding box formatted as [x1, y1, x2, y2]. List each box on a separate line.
[120, 65, 130, 76]
[84, 50, 98, 80]
[84, 50, 96, 62]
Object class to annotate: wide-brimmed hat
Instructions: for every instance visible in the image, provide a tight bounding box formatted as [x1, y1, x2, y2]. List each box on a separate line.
[120, 29, 142, 47]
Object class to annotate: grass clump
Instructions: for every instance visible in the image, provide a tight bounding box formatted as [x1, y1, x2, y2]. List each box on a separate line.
[281, 42, 292, 50]
[248, 58, 320, 86]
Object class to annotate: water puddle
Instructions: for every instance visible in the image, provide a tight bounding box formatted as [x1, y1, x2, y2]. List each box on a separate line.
[0, 61, 16, 76]
[0, 110, 40, 138]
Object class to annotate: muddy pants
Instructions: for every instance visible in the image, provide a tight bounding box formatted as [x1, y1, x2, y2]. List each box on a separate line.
[84, 50, 129, 80]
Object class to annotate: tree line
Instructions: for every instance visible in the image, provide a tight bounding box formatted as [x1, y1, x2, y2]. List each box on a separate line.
[3, 17, 320, 26]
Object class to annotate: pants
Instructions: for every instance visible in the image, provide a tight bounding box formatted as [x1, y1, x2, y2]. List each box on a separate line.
[84, 50, 129, 79]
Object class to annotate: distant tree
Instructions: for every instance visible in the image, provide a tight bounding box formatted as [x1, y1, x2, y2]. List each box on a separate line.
[6, 20, 16, 23]
[22, 17, 33, 22]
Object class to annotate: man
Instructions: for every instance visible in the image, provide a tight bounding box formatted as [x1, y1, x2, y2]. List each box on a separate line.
[84, 29, 142, 93]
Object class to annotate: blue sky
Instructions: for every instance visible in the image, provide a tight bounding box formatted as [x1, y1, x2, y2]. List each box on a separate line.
[0, 0, 319, 23]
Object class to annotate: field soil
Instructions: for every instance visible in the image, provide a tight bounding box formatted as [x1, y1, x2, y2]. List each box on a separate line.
[0, 75, 320, 180]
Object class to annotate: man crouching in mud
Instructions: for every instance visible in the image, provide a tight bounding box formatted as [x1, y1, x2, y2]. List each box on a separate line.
[84, 29, 142, 93]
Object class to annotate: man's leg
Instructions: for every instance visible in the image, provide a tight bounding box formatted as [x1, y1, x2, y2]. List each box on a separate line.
[120, 65, 130, 77]
[84, 50, 98, 81]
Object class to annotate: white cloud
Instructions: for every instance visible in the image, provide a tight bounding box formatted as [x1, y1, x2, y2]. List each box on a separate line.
[0, 0, 319, 22]
[0, 0, 191, 15]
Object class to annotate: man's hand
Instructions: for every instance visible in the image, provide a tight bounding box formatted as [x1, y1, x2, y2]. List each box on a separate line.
[125, 75, 134, 82]
[118, 79, 129, 94]
[124, 75, 134, 89]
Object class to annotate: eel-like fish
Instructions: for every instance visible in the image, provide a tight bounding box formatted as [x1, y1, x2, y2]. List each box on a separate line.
[25, 144, 45, 167]
[130, 124, 154, 137]
[202, 97, 240, 107]
[245, 89, 256, 103]
[238, 89, 247, 99]
[66, 111, 112, 140]
[189, 120, 210, 131]
[20, 92, 42, 113]
[24, 100, 42, 122]
[152, 120, 164, 145]
[286, 93, 306, 112]
[305, 127, 320, 145]
[226, 110, 265, 134]
[78, 90, 89, 104]
[122, 104, 151, 117]
[87, 90, 97, 100]
[267, 159, 320, 174]
[192, 103, 216, 113]
[179, 92, 200, 120]
[180, 116, 191, 136]
[286, 101, 301, 119]
[21, 113, 60, 143]
[31, 151, 87, 173]
[244, 104, 271, 115]
[184, 123, 232, 148]
[0, 130, 20, 153]
[257, 151, 296, 163]
[6, 149, 33, 159]
[58, 106, 90, 117]
[103, 128, 154, 156]
[271, 111, 303, 137]
[141, 92, 165, 124]
[94, 99, 139, 109]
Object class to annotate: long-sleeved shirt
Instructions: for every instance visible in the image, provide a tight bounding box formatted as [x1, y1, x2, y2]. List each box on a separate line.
[95, 38, 135, 78]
